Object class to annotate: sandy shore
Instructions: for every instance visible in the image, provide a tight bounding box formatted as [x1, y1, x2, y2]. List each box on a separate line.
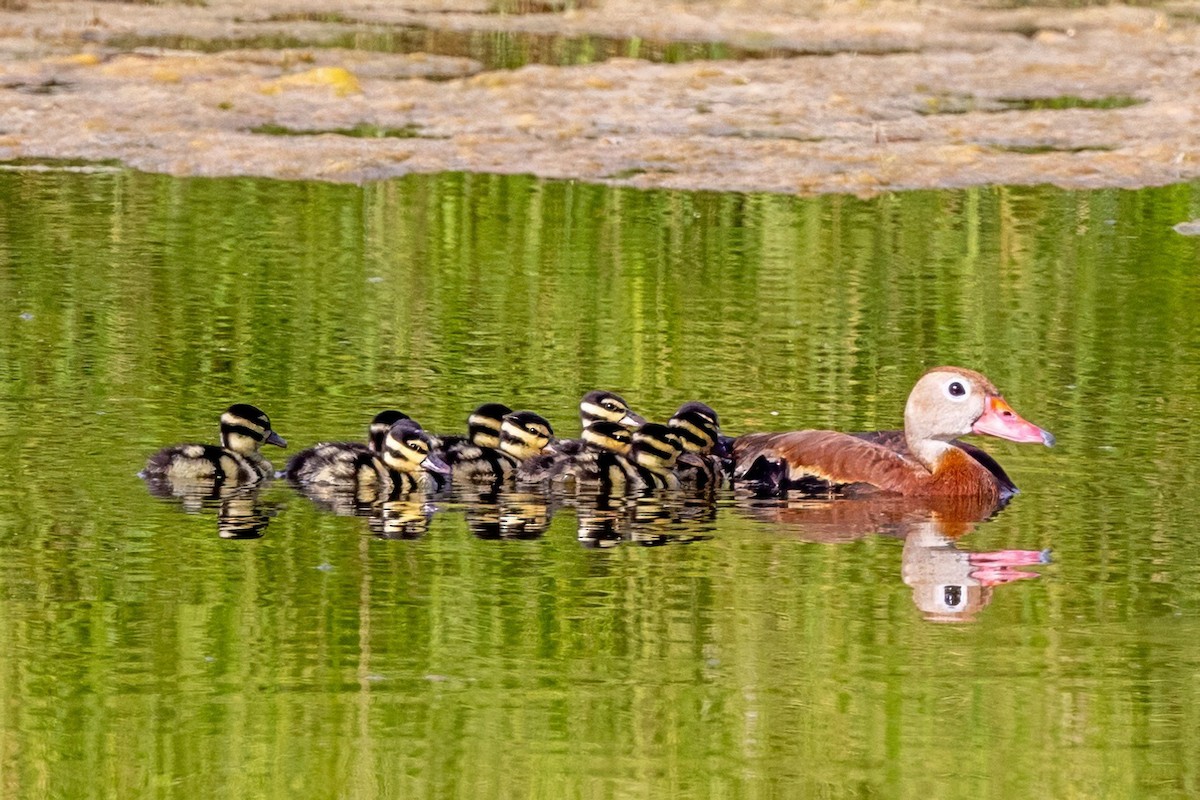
[1, 0, 1198, 195]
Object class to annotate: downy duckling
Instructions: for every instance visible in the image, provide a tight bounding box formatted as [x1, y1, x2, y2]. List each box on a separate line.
[551, 389, 648, 461]
[524, 420, 634, 490]
[626, 422, 700, 491]
[380, 420, 452, 494]
[498, 411, 557, 482]
[668, 401, 728, 489]
[284, 409, 409, 487]
[441, 402, 518, 483]
[142, 403, 287, 487]
[579, 390, 648, 430]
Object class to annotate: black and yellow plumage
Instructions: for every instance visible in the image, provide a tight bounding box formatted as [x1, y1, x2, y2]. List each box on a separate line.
[578, 390, 647, 430]
[494, 411, 558, 483]
[441, 402, 518, 484]
[625, 422, 696, 491]
[141, 403, 287, 487]
[284, 409, 409, 489]
[668, 401, 728, 489]
[523, 420, 635, 491]
[380, 420, 452, 494]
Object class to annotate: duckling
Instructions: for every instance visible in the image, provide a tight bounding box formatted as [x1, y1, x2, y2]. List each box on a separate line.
[550, 390, 647, 462]
[497, 411, 558, 482]
[524, 420, 635, 490]
[380, 420, 452, 494]
[626, 422, 698, 491]
[668, 401, 727, 489]
[579, 390, 647, 430]
[441, 402, 518, 483]
[142, 403, 287, 487]
[284, 409, 409, 488]
[441, 402, 512, 452]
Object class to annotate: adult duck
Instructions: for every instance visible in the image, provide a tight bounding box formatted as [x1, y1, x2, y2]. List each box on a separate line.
[732, 366, 1053, 500]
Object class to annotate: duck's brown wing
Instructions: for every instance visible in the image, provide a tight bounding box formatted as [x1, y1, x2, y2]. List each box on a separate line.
[853, 429, 1018, 497]
[733, 431, 928, 494]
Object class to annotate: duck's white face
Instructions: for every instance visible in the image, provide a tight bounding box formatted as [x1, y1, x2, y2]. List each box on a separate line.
[905, 367, 1054, 446]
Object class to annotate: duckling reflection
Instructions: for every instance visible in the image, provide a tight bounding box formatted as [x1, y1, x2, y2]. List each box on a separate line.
[572, 490, 715, 548]
[366, 497, 435, 540]
[216, 489, 275, 540]
[734, 493, 1047, 622]
[627, 493, 715, 546]
[499, 490, 555, 539]
[454, 484, 505, 539]
[144, 480, 275, 540]
[575, 492, 630, 548]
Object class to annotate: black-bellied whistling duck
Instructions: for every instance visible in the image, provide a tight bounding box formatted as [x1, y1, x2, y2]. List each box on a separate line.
[733, 366, 1053, 500]
[852, 429, 1017, 497]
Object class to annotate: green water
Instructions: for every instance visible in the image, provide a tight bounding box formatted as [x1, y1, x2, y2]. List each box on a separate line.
[1, 167, 1199, 798]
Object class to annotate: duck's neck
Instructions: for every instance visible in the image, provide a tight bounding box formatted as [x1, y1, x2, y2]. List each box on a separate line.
[905, 434, 954, 475]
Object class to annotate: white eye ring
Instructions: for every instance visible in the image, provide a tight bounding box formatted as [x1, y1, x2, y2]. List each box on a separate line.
[943, 378, 971, 401]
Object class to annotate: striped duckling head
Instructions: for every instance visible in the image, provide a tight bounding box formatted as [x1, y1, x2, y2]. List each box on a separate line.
[467, 402, 514, 449]
[368, 409, 410, 455]
[383, 421, 450, 476]
[668, 401, 721, 455]
[579, 390, 647, 431]
[581, 420, 634, 457]
[499, 411, 555, 462]
[220, 404, 287, 456]
[631, 423, 685, 475]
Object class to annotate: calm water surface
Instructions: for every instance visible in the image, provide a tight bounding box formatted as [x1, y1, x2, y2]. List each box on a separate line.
[1, 167, 1199, 798]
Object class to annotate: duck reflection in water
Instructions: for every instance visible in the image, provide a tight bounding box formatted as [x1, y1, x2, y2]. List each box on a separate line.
[367, 497, 435, 540]
[288, 480, 440, 540]
[736, 492, 1048, 622]
[453, 486, 555, 540]
[574, 490, 716, 548]
[143, 480, 275, 540]
[902, 512, 1048, 622]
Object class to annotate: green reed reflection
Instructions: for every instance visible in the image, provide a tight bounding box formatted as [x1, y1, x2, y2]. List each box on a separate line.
[0, 168, 1199, 798]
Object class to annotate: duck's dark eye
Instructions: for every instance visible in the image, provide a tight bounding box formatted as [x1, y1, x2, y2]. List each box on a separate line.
[948, 381, 966, 397]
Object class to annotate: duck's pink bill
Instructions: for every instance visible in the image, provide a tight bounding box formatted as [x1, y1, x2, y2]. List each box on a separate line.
[972, 396, 1055, 446]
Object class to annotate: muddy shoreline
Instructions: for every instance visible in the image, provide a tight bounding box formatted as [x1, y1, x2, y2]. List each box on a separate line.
[2, 0, 1199, 195]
